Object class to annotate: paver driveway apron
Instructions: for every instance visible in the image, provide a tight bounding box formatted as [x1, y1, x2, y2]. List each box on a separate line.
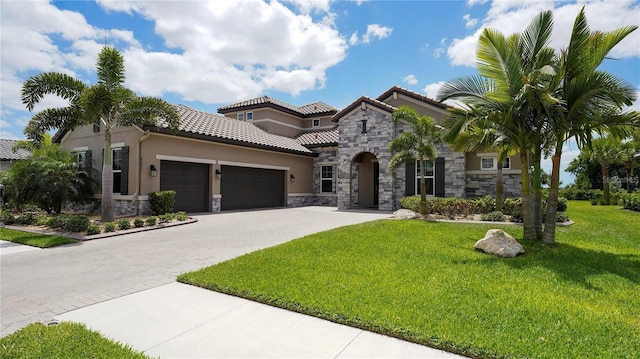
[1, 207, 391, 337]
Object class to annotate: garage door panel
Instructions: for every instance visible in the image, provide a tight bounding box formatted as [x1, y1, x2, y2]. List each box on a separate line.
[221, 166, 284, 211]
[160, 161, 209, 213]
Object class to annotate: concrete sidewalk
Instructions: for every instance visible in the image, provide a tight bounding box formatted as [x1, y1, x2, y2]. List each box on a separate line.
[0, 240, 41, 255]
[56, 282, 463, 358]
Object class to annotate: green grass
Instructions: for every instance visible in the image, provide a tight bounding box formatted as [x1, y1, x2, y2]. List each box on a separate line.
[0, 228, 78, 248]
[0, 322, 149, 358]
[179, 201, 640, 359]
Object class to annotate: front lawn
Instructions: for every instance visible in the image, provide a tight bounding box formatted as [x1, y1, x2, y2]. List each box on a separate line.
[179, 201, 640, 359]
[0, 228, 78, 248]
[0, 322, 149, 358]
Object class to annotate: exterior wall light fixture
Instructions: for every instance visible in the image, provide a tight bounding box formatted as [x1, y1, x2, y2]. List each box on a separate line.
[290, 174, 295, 182]
[150, 164, 157, 177]
[215, 168, 222, 179]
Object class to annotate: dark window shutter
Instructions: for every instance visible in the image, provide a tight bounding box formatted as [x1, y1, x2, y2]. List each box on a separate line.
[84, 150, 92, 173]
[405, 161, 415, 196]
[435, 157, 445, 197]
[120, 146, 129, 195]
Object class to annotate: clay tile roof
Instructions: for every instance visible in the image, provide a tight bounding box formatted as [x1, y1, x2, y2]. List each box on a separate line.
[0, 139, 30, 161]
[155, 105, 315, 156]
[295, 127, 339, 147]
[218, 97, 337, 117]
[376, 85, 450, 110]
[331, 96, 397, 122]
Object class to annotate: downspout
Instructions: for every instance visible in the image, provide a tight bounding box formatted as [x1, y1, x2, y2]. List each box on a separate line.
[135, 130, 152, 215]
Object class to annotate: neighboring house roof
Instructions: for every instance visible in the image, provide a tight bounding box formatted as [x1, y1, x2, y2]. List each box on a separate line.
[376, 86, 450, 110]
[331, 96, 397, 122]
[0, 139, 30, 161]
[295, 127, 339, 147]
[154, 105, 316, 156]
[217, 96, 338, 118]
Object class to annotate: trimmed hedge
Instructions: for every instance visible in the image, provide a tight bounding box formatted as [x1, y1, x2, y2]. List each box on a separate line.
[621, 193, 640, 212]
[148, 190, 175, 215]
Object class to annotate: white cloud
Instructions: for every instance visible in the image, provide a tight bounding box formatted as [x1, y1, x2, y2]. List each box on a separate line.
[362, 24, 393, 44]
[467, 0, 488, 7]
[284, 0, 333, 14]
[433, 37, 448, 59]
[448, 1, 640, 67]
[403, 74, 418, 85]
[349, 31, 359, 46]
[463, 14, 478, 28]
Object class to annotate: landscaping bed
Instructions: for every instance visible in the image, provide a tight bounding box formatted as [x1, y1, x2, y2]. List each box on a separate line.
[179, 201, 639, 359]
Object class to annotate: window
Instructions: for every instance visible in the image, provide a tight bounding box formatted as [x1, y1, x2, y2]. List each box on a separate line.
[415, 160, 434, 196]
[361, 119, 367, 134]
[502, 157, 511, 169]
[321, 165, 333, 193]
[312, 119, 320, 127]
[237, 113, 244, 121]
[246, 112, 253, 121]
[481, 157, 495, 170]
[112, 148, 123, 194]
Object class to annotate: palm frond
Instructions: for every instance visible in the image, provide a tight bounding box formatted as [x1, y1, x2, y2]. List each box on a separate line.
[97, 46, 125, 90]
[120, 97, 181, 130]
[21, 73, 86, 111]
[24, 107, 83, 145]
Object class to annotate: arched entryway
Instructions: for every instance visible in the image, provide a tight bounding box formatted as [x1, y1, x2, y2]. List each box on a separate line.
[350, 152, 379, 209]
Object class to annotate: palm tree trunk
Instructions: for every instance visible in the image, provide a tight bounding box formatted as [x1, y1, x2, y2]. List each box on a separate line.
[496, 160, 504, 212]
[520, 152, 536, 240]
[543, 150, 561, 244]
[101, 129, 114, 222]
[419, 159, 427, 214]
[532, 150, 543, 239]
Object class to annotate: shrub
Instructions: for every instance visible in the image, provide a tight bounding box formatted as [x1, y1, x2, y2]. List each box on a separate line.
[621, 193, 640, 212]
[145, 216, 157, 226]
[557, 212, 570, 223]
[63, 215, 90, 233]
[471, 196, 495, 214]
[0, 210, 15, 225]
[46, 215, 67, 229]
[481, 211, 505, 222]
[502, 198, 522, 216]
[159, 213, 175, 223]
[117, 219, 131, 230]
[176, 211, 188, 221]
[400, 196, 421, 213]
[16, 212, 39, 225]
[148, 190, 176, 215]
[133, 218, 145, 228]
[557, 197, 568, 212]
[510, 210, 523, 223]
[86, 224, 101, 235]
[103, 222, 116, 232]
[431, 198, 474, 218]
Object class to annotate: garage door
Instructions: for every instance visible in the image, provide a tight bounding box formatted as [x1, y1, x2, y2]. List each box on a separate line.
[220, 165, 284, 211]
[160, 160, 210, 213]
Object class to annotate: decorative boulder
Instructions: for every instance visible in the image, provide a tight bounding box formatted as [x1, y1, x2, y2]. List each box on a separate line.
[393, 209, 418, 219]
[474, 229, 525, 258]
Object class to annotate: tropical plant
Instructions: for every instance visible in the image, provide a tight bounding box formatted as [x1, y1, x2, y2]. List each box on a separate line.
[388, 106, 441, 214]
[438, 10, 556, 241]
[0, 135, 91, 214]
[586, 136, 624, 205]
[620, 140, 640, 192]
[542, 7, 638, 243]
[21, 46, 180, 222]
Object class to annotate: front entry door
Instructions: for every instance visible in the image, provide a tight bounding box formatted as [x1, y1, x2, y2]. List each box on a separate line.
[373, 162, 379, 206]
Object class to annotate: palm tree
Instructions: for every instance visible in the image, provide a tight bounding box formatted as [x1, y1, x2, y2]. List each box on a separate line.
[620, 140, 640, 192]
[389, 105, 441, 214]
[21, 46, 180, 222]
[443, 106, 515, 212]
[438, 10, 556, 241]
[587, 136, 623, 204]
[542, 8, 638, 243]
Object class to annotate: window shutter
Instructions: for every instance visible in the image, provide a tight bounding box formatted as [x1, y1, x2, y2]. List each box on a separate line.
[435, 157, 445, 197]
[405, 161, 415, 196]
[84, 150, 92, 174]
[120, 146, 129, 195]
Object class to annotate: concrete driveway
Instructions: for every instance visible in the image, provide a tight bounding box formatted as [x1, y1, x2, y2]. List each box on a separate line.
[1, 207, 392, 337]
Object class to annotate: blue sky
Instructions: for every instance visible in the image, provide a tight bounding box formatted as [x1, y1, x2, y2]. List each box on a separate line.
[1, 0, 639, 185]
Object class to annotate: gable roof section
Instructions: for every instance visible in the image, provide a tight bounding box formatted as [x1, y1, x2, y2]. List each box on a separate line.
[154, 105, 316, 156]
[376, 86, 450, 110]
[295, 127, 338, 147]
[0, 139, 30, 161]
[218, 96, 337, 118]
[331, 96, 397, 122]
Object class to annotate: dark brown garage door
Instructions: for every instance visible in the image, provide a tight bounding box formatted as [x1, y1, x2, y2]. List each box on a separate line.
[220, 165, 284, 211]
[160, 160, 210, 213]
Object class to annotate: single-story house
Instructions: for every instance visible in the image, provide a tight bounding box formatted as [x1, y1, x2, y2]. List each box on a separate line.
[0, 139, 31, 172]
[54, 86, 522, 215]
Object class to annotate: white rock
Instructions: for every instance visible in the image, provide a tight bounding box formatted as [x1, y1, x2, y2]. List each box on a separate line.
[392, 209, 418, 219]
[474, 229, 525, 258]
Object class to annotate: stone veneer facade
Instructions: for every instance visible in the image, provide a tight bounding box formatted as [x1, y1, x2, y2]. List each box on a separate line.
[465, 172, 522, 198]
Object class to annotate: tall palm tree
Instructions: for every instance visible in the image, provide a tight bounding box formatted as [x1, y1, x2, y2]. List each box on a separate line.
[438, 10, 556, 241]
[389, 105, 441, 214]
[587, 136, 624, 204]
[619, 140, 640, 192]
[21, 46, 180, 222]
[542, 8, 638, 243]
